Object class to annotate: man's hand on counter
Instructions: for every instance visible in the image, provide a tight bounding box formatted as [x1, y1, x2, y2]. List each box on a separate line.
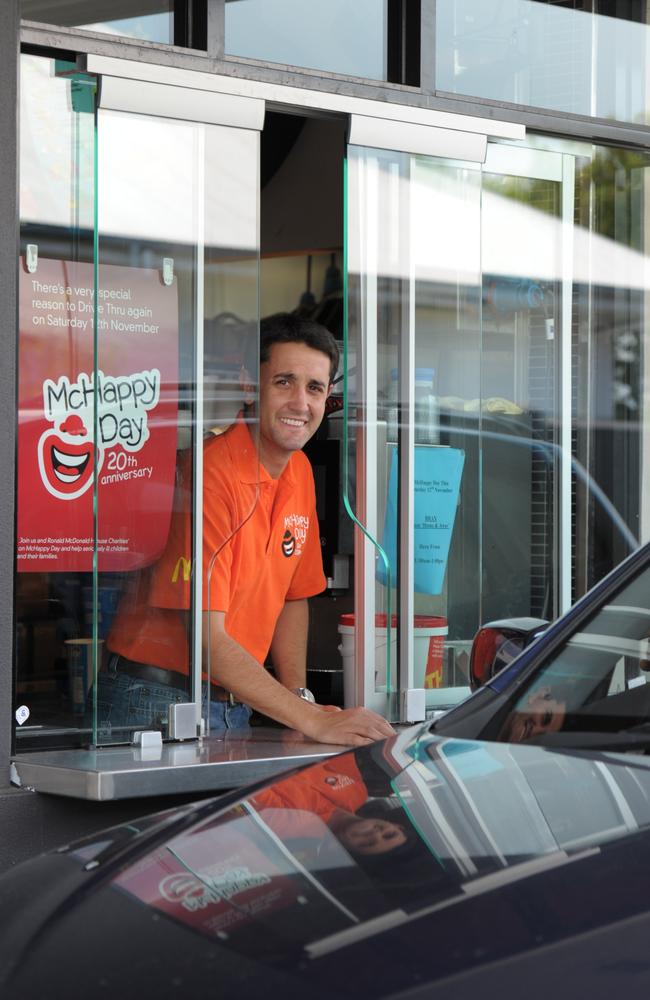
[206, 613, 395, 747]
[301, 705, 395, 747]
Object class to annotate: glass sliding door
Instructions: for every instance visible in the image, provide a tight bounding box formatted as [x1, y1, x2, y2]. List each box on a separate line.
[17, 66, 650, 748]
[478, 138, 647, 619]
[570, 140, 650, 586]
[16, 55, 98, 747]
[15, 55, 261, 749]
[92, 106, 261, 746]
[345, 142, 482, 718]
[346, 131, 608, 718]
[345, 145, 408, 711]
[479, 143, 566, 624]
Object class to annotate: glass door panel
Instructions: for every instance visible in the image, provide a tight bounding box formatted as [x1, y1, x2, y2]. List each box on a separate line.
[345, 146, 405, 709]
[411, 156, 481, 707]
[92, 111, 259, 746]
[16, 55, 97, 748]
[345, 145, 482, 716]
[479, 144, 565, 624]
[345, 136, 571, 719]
[570, 141, 650, 588]
[201, 125, 260, 734]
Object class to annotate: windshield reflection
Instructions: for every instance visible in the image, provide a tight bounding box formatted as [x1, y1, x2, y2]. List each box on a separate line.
[113, 731, 650, 973]
[496, 581, 650, 745]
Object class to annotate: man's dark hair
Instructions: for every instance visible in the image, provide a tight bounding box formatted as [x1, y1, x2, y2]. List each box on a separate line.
[260, 312, 339, 382]
[350, 799, 422, 864]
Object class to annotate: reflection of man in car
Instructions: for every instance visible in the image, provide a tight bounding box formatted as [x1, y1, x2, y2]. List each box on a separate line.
[332, 810, 408, 857]
[499, 686, 567, 743]
[100, 313, 393, 747]
[251, 755, 413, 859]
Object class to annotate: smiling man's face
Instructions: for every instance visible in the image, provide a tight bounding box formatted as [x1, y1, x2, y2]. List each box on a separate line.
[338, 817, 408, 856]
[505, 686, 566, 743]
[257, 341, 331, 477]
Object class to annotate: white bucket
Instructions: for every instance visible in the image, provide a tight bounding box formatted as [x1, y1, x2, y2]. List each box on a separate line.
[338, 614, 448, 692]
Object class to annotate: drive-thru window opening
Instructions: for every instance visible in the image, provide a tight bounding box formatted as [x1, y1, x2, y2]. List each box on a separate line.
[6, 4, 650, 838]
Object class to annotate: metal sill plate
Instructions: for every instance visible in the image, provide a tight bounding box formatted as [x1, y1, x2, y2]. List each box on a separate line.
[11, 727, 343, 801]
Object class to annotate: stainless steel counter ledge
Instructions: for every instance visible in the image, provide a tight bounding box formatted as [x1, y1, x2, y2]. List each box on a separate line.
[10, 727, 345, 801]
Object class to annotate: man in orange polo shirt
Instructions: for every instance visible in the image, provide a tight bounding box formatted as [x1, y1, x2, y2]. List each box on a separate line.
[101, 314, 394, 747]
[250, 754, 412, 858]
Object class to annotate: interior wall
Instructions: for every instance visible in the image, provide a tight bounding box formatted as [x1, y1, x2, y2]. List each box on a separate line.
[261, 115, 345, 257]
[261, 252, 339, 319]
[260, 112, 349, 687]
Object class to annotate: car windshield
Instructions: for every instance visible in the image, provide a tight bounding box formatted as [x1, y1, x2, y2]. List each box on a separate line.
[105, 734, 650, 993]
[496, 558, 650, 746]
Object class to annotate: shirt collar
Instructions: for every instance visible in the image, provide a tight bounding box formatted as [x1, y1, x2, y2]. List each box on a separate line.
[226, 415, 296, 487]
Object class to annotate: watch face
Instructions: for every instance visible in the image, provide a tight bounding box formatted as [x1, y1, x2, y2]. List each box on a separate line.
[296, 687, 316, 703]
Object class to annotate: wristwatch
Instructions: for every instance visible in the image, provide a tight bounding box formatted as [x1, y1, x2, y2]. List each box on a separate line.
[292, 687, 316, 703]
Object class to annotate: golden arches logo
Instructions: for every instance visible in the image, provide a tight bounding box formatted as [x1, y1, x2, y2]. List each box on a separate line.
[171, 556, 191, 583]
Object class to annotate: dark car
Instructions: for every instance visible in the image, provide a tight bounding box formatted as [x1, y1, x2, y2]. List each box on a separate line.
[3, 725, 650, 999]
[5, 545, 650, 999]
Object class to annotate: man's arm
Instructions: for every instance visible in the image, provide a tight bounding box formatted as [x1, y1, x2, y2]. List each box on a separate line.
[203, 611, 395, 747]
[269, 598, 308, 691]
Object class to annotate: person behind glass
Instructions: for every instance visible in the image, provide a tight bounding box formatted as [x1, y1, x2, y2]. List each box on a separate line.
[100, 313, 394, 746]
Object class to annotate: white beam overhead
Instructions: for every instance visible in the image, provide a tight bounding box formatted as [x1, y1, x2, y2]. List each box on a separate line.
[87, 53, 525, 142]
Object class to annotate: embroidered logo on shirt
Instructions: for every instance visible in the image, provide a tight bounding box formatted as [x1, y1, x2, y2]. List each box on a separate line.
[281, 530, 295, 557]
[282, 513, 309, 557]
[325, 774, 355, 789]
[171, 556, 191, 582]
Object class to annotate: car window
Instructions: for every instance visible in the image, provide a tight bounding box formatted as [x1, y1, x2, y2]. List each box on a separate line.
[497, 561, 650, 743]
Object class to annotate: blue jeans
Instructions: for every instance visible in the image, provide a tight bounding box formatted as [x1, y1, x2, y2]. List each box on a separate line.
[91, 657, 251, 738]
[203, 697, 252, 733]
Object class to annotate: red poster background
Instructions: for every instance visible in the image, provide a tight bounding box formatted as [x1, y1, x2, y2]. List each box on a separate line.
[17, 258, 179, 572]
[113, 812, 301, 939]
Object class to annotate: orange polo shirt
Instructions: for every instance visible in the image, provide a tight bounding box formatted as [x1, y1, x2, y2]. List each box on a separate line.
[107, 418, 326, 678]
[251, 755, 369, 829]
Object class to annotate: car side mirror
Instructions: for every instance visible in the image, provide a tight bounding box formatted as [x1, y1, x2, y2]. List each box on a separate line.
[469, 618, 549, 691]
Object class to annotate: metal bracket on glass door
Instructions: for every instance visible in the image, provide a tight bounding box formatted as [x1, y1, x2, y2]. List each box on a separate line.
[26, 244, 38, 274]
[348, 115, 488, 163]
[168, 702, 200, 741]
[96, 74, 265, 131]
[162, 257, 174, 286]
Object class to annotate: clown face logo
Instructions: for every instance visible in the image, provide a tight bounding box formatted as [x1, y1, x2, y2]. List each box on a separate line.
[325, 773, 354, 789]
[36, 368, 160, 502]
[282, 514, 308, 557]
[281, 529, 295, 557]
[37, 413, 103, 500]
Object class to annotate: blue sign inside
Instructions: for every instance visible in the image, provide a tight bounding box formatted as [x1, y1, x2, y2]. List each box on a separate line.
[378, 446, 465, 596]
